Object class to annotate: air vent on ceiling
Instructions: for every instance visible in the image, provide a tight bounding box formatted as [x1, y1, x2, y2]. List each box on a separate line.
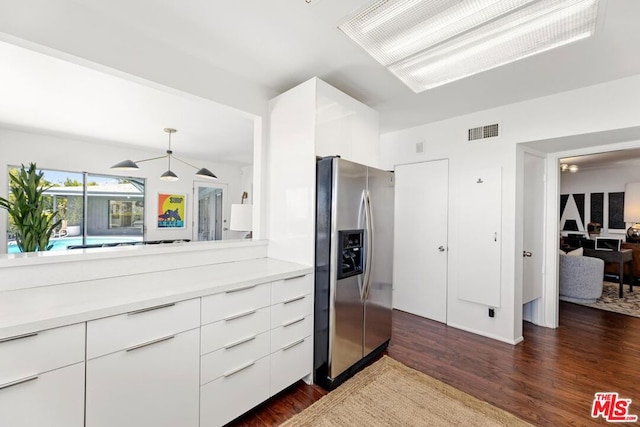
[468, 123, 499, 142]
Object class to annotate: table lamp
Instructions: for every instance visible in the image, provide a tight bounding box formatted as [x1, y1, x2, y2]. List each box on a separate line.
[624, 182, 640, 243]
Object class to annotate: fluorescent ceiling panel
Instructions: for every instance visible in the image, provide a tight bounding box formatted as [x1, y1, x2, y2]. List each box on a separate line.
[339, 0, 600, 92]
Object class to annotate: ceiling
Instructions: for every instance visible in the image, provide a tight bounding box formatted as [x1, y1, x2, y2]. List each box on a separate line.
[561, 147, 640, 171]
[1, 0, 640, 163]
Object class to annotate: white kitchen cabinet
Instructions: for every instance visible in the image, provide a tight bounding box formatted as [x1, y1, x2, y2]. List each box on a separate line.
[200, 355, 270, 427]
[0, 362, 85, 427]
[200, 283, 272, 427]
[455, 167, 503, 307]
[268, 77, 380, 266]
[0, 323, 85, 427]
[315, 78, 380, 168]
[200, 274, 314, 426]
[270, 274, 313, 396]
[86, 299, 200, 427]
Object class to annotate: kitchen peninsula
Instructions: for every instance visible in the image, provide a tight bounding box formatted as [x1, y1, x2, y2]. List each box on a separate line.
[0, 240, 313, 427]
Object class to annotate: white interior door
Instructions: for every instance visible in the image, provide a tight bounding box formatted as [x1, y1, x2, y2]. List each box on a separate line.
[523, 152, 546, 304]
[393, 159, 449, 323]
[193, 182, 228, 241]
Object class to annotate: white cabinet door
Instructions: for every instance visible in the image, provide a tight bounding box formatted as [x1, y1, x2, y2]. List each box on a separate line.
[0, 362, 84, 427]
[393, 160, 449, 322]
[86, 328, 200, 427]
[455, 167, 502, 307]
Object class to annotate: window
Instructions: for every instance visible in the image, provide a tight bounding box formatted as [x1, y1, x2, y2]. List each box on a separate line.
[6, 167, 145, 253]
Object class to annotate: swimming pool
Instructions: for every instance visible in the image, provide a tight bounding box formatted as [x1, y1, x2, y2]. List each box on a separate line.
[7, 236, 143, 254]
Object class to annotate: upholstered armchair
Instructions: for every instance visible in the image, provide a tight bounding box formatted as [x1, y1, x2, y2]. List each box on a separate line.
[559, 254, 605, 303]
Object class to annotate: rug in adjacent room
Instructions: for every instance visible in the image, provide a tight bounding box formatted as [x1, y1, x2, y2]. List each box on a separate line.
[280, 356, 534, 427]
[570, 281, 640, 318]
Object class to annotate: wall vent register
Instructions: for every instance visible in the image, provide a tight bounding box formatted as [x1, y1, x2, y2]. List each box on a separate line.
[468, 123, 500, 141]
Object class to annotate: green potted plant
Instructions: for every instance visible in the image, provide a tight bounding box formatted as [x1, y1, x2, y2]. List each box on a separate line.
[0, 163, 61, 252]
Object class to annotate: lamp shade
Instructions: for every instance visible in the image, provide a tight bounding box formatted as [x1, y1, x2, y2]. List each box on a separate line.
[624, 182, 640, 223]
[111, 159, 139, 170]
[195, 168, 218, 180]
[160, 170, 179, 182]
[229, 204, 252, 231]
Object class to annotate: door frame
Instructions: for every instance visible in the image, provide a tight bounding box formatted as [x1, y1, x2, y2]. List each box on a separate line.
[539, 139, 640, 328]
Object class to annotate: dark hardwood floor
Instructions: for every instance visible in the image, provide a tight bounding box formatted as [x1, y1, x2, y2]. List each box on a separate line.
[229, 302, 640, 426]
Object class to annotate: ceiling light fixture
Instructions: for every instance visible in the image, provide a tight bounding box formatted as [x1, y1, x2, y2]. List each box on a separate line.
[560, 163, 579, 173]
[339, 0, 600, 92]
[111, 128, 217, 182]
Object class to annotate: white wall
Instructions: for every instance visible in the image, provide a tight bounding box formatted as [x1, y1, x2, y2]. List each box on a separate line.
[0, 2, 274, 118]
[560, 158, 640, 236]
[0, 128, 245, 251]
[381, 73, 640, 344]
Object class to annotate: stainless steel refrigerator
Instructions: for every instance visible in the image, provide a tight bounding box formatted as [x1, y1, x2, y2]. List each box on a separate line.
[314, 156, 394, 389]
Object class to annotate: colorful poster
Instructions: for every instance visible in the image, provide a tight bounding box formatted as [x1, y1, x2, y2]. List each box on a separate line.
[157, 193, 186, 229]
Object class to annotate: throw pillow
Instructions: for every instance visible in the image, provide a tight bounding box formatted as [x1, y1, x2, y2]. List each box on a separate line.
[566, 247, 583, 256]
[559, 249, 567, 255]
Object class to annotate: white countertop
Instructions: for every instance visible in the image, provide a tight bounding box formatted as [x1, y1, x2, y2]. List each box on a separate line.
[0, 257, 313, 340]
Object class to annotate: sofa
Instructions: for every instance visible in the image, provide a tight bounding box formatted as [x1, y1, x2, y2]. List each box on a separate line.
[559, 252, 605, 303]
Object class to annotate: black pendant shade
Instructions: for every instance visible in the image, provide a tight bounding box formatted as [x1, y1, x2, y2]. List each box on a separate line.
[111, 128, 217, 182]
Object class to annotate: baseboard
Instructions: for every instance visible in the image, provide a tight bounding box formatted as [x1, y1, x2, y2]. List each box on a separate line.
[447, 322, 524, 345]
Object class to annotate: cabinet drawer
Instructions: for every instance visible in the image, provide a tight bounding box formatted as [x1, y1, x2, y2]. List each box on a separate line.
[201, 331, 270, 385]
[0, 362, 85, 427]
[201, 282, 271, 325]
[200, 355, 269, 427]
[86, 328, 200, 427]
[87, 298, 200, 359]
[0, 323, 85, 385]
[270, 315, 312, 353]
[201, 307, 270, 355]
[271, 274, 312, 304]
[271, 293, 313, 328]
[270, 336, 312, 396]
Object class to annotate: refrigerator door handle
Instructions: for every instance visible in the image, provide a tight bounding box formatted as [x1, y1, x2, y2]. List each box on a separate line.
[362, 189, 374, 300]
[356, 189, 367, 300]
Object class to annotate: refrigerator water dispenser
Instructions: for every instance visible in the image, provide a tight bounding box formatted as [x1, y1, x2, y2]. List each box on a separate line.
[338, 230, 363, 279]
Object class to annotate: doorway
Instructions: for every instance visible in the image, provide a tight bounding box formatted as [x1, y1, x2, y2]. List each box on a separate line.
[193, 182, 228, 241]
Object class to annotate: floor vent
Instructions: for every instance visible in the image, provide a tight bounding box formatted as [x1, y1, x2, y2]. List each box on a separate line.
[468, 123, 499, 141]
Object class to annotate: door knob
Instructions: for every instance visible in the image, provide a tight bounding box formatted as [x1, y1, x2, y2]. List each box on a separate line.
[523, 251, 532, 257]
[438, 246, 446, 252]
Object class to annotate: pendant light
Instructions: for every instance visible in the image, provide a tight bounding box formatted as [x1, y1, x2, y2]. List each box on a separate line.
[111, 128, 218, 181]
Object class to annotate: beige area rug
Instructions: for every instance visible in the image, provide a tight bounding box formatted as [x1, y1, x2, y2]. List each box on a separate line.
[280, 356, 534, 427]
[569, 281, 640, 318]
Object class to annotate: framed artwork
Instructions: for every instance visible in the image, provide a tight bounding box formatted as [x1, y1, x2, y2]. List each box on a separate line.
[158, 193, 186, 229]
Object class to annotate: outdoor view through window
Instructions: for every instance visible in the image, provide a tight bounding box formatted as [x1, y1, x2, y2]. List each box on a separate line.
[6, 167, 145, 253]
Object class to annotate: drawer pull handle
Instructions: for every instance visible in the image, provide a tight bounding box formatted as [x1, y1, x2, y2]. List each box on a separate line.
[224, 361, 255, 378]
[224, 310, 257, 322]
[0, 332, 38, 344]
[126, 335, 175, 353]
[283, 295, 305, 305]
[224, 335, 257, 350]
[282, 338, 305, 351]
[128, 303, 175, 316]
[285, 274, 306, 281]
[225, 284, 257, 294]
[0, 375, 39, 391]
[283, 317, 305, 328]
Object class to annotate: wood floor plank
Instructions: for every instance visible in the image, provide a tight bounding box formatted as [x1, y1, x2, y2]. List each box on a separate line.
[228, 302, 640, 426]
